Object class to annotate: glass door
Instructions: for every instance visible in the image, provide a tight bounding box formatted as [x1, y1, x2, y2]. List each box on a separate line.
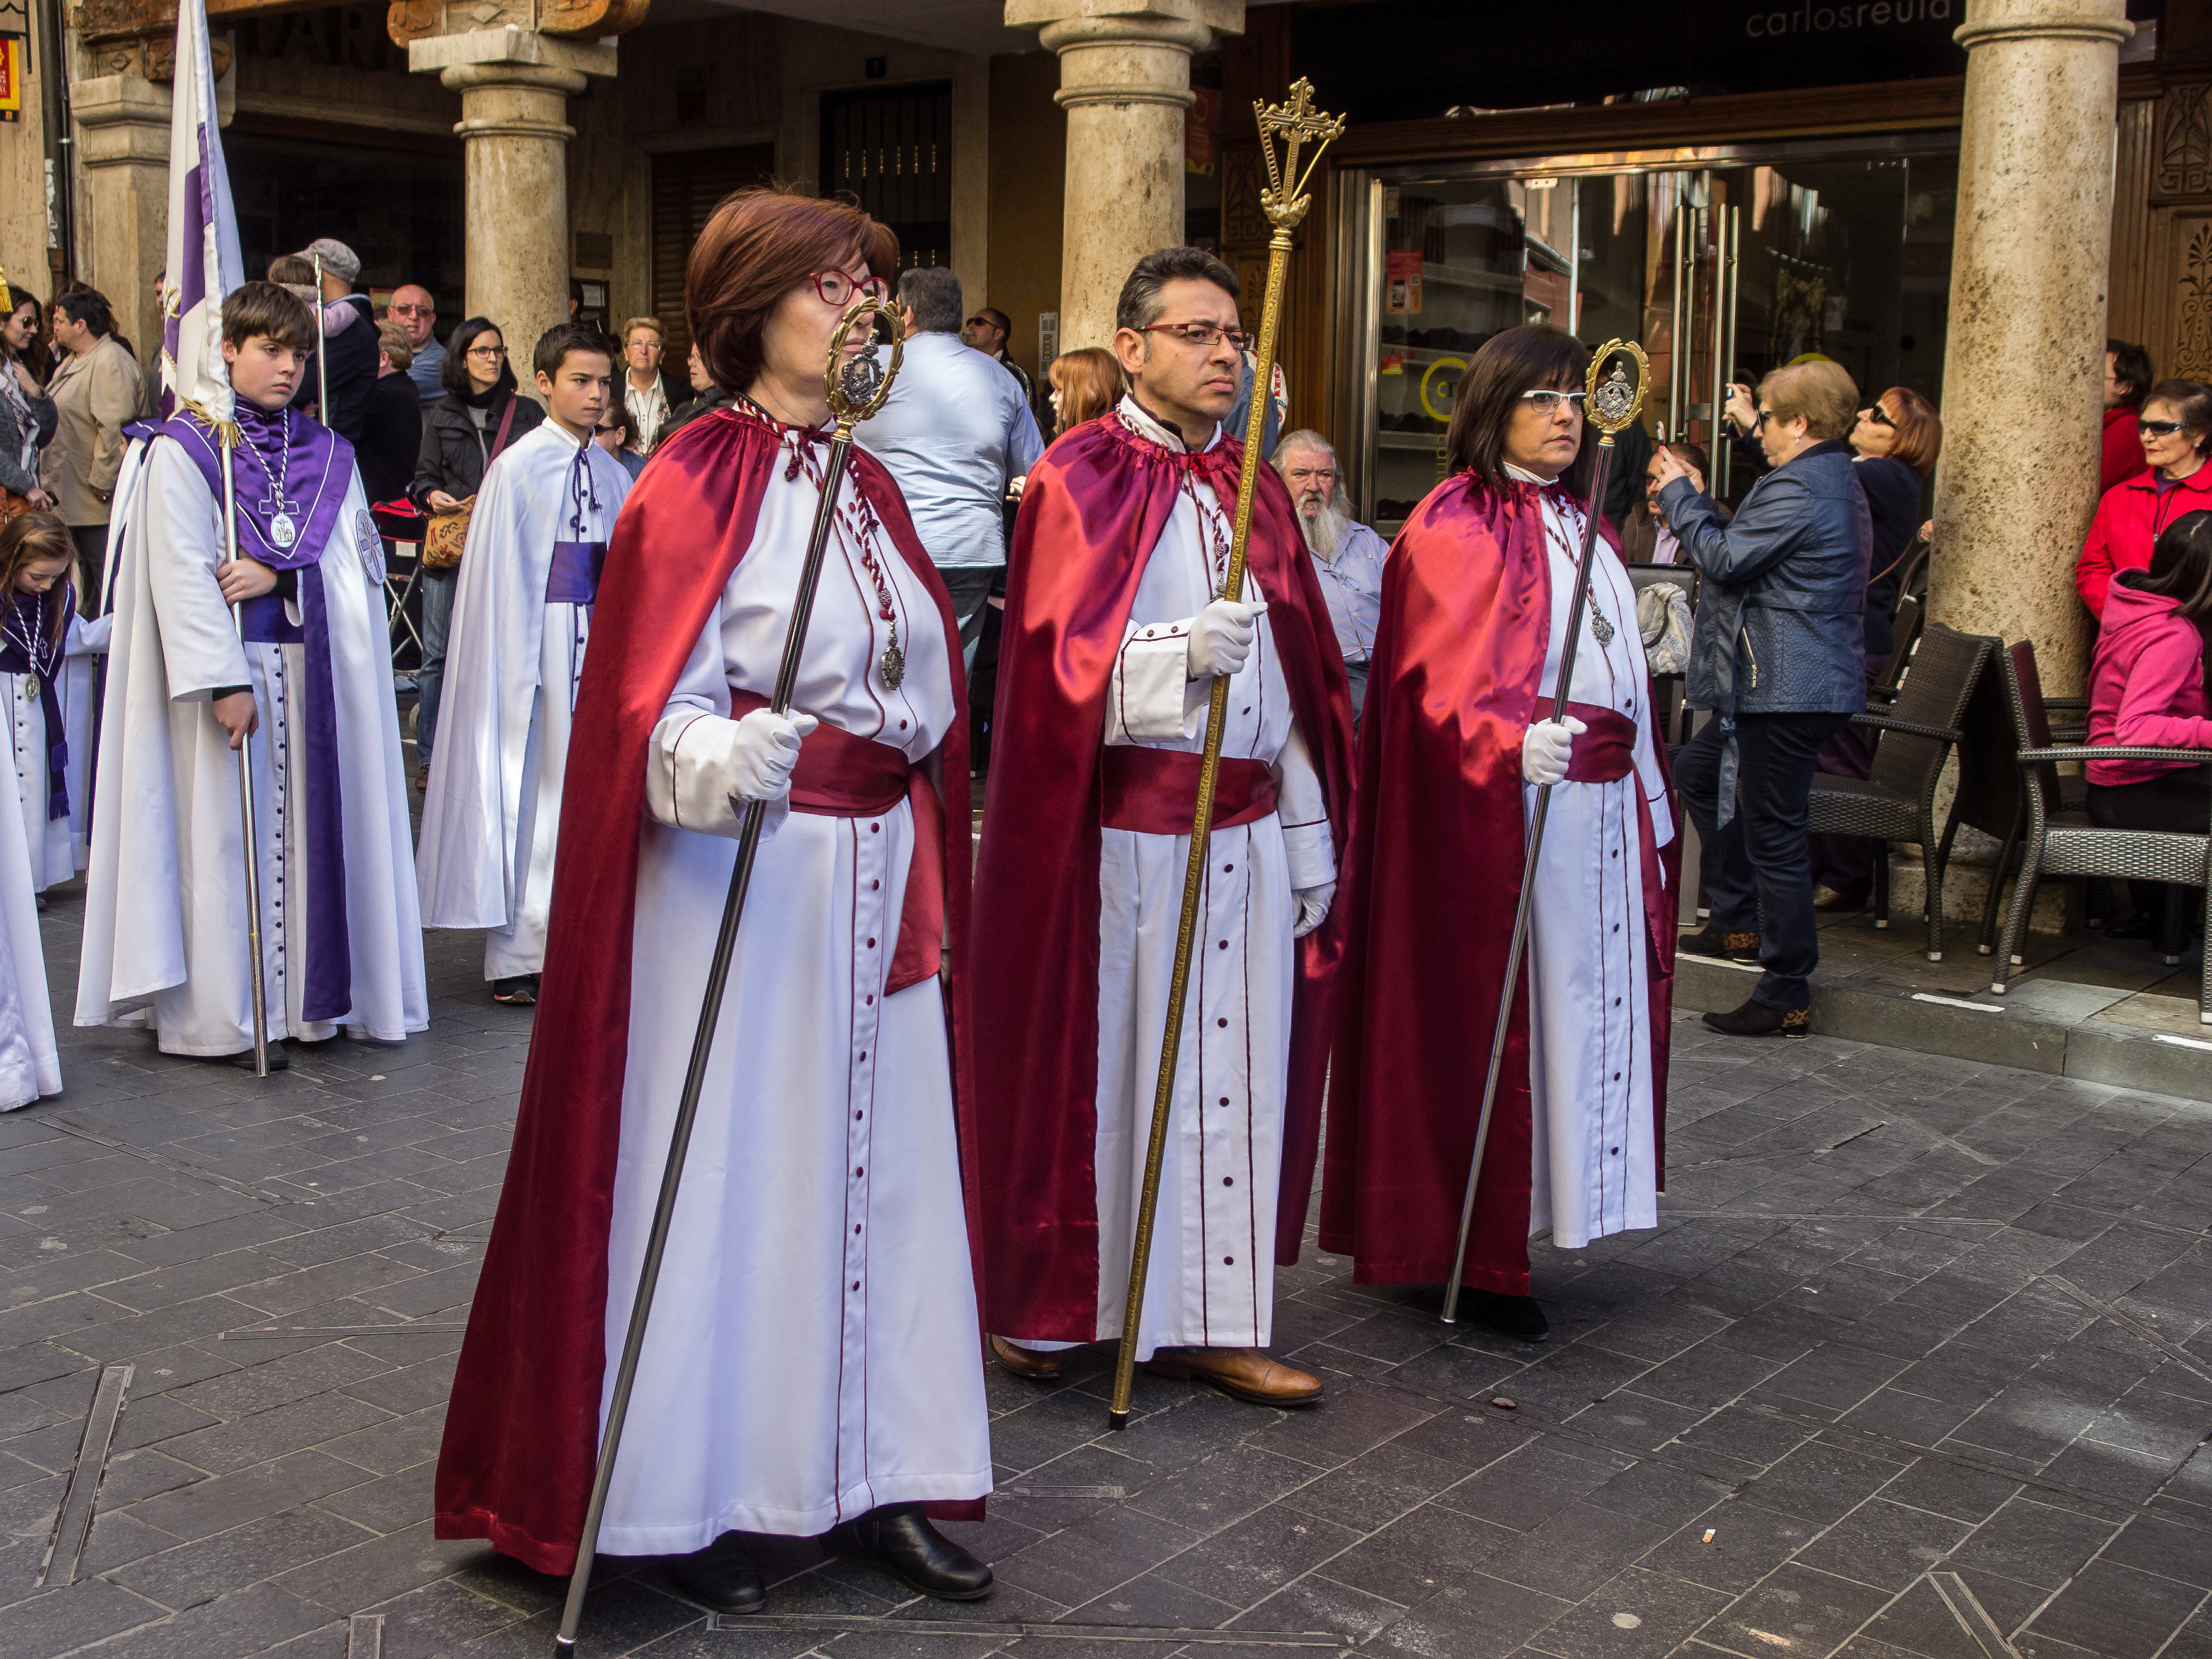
[1344, 141, 1959, 534]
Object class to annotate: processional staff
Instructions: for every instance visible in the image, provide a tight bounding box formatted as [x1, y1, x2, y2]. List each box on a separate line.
[1107, 80, 1346, 1433]
[218, 423, 275, 1079]
[554, 296, 905, 1655]
[1440, 340, 1651, 1324]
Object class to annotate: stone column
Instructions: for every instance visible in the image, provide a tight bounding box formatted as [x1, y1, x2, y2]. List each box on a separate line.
[1007, 0, 1244, 354]
[1929, 0, 2133, 692]
[71, 72, 170, 364]
[408, 27, 614, 366]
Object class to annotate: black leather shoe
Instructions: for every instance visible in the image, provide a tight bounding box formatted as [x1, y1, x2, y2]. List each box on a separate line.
[1458, 1289, 1549, 1342]
[668, 1531, 766, 1615]
[491, 974, 539, 1006]
[823, 1504, 992, 1601]
[221, 1044, 289, 1071]
[1679, 924, 1761, 964]
[1703, 997, 1811, 1038]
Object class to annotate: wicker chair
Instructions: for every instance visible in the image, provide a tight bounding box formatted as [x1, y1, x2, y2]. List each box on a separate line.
[1991, 743, 2211, 1022]
[1805, 623, 1996, 961]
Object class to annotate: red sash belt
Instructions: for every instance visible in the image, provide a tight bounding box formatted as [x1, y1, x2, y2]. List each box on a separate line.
[731, 688, 943, 994]
[1099, 746, 1279, 835]
[1561, 701, 1640, 785]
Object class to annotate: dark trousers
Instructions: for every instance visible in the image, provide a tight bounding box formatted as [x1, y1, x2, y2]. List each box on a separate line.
[69, 523, 109, 618]
[2087, 768, 2212, 954]
[1677, 708, 1855, 1010]
[1806, 651, 1886, 896]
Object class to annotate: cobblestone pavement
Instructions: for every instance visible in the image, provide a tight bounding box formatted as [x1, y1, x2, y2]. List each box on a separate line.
[2, 898, 2209, 1659]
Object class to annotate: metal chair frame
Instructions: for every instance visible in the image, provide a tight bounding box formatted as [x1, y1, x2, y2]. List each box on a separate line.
[1805, 624, 1993, 962]
[384, 540, 424, 669]
[1991, 743, 2212, 1022]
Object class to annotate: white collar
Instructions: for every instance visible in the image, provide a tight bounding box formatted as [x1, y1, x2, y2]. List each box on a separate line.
[1116, 392, 1221, 455]
[1504, 461, 1560, 488]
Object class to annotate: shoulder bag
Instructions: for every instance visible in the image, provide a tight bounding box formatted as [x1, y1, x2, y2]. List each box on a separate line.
[421, 394, 518, 571]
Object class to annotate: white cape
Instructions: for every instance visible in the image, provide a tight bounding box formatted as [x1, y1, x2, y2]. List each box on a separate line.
[4, 612, 109, 892]
[76, 432, 429, 1053]
[415, 423, 629, 977]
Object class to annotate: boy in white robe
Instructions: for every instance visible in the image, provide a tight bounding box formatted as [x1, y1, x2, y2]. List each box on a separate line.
[77, 280, 427, 1065]
[416, 323, 630, 1004]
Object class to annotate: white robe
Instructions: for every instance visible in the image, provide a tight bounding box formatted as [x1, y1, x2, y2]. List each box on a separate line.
[76, 434, 429, 1054]
[592, 424, 990, 1551]
[416, 422, 630, 980]
[0, 657, 62, 1107]
[1517, 471, 1672, 1250]
[2, 612, 106, 891]
[1016, 398, 1333, 1361]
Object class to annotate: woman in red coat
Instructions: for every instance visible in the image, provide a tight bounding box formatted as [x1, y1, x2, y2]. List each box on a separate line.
[2077, 378, 2212, 618]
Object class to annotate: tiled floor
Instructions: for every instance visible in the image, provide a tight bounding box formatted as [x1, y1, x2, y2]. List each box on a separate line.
[1, 891, 2207, 1658]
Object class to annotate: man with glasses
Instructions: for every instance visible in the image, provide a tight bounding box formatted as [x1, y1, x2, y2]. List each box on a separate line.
[617, 316, 684, 458]
[972, 246, 1354, 1409]
[854, 269, 1041, 660]
[958, 304, 1043, 432]
[1273, 429, 1389, 725]
[390, 284, 445, 403]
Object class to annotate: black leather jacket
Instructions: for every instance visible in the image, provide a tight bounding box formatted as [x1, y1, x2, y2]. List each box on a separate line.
[1659, 438, 1871, 716]
[409, 389, 545, 511]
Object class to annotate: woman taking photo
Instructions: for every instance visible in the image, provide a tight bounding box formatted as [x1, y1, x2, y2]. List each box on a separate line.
[1, 289, 56, 520]
[2077, 378, 2212, 619]
[41, 287, 147, 610]
[1810, 386, 1942, 910]
[434, 189, 993, 1613]
[2085, 509, 2212, 957]
[407, 317, 544, 790]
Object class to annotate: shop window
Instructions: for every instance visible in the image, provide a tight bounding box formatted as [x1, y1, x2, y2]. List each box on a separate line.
[820, 83, 953, 269]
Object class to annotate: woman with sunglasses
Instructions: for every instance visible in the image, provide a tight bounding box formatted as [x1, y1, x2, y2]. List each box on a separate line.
[434, 189, 993, 1614]
[1322, 325, 1675, 1342]
[2076, 378, 2212, 619]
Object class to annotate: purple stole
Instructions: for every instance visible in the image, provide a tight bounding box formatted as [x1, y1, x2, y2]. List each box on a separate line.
[0, 585, 73, 822]
[143, 408, 357, 1026]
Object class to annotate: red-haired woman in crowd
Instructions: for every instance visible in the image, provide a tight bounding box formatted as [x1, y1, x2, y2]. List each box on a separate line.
[435, 189, 993, 1613]
[1046, 344, 1123, 436]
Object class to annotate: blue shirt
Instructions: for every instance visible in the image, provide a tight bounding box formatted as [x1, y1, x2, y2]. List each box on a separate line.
[1309, 518, 1390, 663]
[408, 336, 447, 404]
[854, 331, 1044, 569]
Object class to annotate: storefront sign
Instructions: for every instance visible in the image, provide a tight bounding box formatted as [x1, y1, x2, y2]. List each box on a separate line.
[0, 38, 20, 125]
[1386, 250, 1423, 314]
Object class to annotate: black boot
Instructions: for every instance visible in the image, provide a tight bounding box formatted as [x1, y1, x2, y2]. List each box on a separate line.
[1679, 924, 1761, 964]
[1458, 1289, 1549, 1342]
[823, 1504, 992, 1601]
[667, 1531, 766, 1615]
[1702, 997, 1811, 1039]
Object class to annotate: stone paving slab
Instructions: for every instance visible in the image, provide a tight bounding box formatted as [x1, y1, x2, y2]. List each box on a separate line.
[0, 894, 2207, 1659]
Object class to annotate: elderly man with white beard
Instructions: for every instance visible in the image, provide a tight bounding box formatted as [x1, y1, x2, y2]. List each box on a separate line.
[1275, 430, 1390, 725]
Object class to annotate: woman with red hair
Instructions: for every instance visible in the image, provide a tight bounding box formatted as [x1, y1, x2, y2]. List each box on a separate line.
[434, 189, 992, 1613]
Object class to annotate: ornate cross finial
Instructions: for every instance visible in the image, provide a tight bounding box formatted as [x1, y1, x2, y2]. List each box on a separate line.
[1255, 78, 1346, 235]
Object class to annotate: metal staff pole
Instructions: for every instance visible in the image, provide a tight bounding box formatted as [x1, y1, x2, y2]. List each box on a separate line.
[220, 431, 272, 1078]
[554, 296, 903, 1655]
[310, 253, 329, 423]
[1441, 341, 1649, 1327]
[1107, 80, 1346, 1433]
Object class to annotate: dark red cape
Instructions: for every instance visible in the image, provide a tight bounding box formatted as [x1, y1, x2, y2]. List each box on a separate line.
[432, 409, 979, 1575]
[1318, 471, 1677, 1294]
[971, 414, 1355, 1342]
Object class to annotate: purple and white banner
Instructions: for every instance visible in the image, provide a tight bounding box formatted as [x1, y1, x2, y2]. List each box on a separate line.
[156, 0, 242, 422]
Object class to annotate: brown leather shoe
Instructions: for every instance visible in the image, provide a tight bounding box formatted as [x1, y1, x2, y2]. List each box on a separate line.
[989, 1335, 1062, 1380]
[1144, 1346, 1323, 1407]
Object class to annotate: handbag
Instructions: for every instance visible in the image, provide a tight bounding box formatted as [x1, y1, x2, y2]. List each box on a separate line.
[0, 490, 29, 525]
[420, 394, 518, 572]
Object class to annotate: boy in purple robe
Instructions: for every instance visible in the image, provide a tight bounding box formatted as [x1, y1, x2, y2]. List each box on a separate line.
[78, 280, 427, 1065]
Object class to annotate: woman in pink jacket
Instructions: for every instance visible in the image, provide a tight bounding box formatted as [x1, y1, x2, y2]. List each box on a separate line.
[2086, 508, 2212, 951]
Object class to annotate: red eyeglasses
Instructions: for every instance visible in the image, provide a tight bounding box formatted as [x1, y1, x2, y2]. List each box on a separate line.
[810, 269, 890, 307]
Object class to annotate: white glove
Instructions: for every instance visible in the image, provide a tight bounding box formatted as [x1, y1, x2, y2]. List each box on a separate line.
[1292, 881, 1335, 939]
[1521, 715, 1587, 787]
[726, 707, 820, 804]
[1187, 598, 1269, 680]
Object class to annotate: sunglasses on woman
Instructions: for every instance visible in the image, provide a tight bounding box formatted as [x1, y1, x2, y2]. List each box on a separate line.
[2140, 418, 2190, 436]
[1859, 403, 1894, 427]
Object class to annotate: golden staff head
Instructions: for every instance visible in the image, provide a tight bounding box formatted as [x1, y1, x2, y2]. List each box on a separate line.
[1255, 78, 1347, 236]
[823, 295, 905, 432]
[1585, 339, 1651, 446]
